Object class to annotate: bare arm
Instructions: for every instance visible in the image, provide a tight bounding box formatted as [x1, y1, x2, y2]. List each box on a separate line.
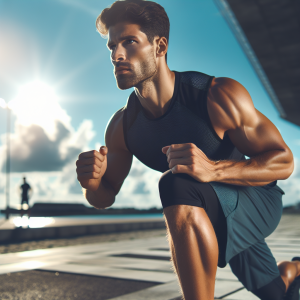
[207, 77, 294, 185]
[163, 77, 294, 186]
[77, 109, 133, 208]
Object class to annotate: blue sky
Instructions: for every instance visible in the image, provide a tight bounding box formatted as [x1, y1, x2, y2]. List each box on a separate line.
[0, 0, 299, 209]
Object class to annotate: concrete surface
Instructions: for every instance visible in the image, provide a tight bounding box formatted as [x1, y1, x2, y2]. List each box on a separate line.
[0, 214, 299, 299]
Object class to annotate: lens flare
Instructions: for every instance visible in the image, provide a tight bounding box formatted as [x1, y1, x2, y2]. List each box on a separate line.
[10, 81, 70, 137]
[12, 216, 55, 228]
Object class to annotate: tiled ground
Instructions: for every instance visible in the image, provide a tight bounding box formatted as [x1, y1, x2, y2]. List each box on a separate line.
[0, 214, 299, 299]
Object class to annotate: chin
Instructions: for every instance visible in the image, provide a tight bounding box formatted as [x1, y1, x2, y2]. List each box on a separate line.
[116, 82, 134, 90]
[116, 76, 135, 90]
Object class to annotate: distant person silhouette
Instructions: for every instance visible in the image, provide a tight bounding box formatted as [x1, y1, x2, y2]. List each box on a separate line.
[20, 177, 32, 208]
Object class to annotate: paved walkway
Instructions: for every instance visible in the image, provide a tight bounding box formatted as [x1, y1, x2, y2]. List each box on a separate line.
[0, 214, 299, 299]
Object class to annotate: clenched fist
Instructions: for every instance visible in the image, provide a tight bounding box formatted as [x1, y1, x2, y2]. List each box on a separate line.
[76, 146, 108, 191]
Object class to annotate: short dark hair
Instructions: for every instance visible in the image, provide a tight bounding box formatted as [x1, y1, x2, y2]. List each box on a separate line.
[96, 0, 170, 62]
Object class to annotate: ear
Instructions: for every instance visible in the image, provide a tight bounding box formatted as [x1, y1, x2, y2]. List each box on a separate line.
[155, 36, 168, 59]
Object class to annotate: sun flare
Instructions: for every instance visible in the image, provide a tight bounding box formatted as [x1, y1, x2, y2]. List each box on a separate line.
[10, 81, 70, 137]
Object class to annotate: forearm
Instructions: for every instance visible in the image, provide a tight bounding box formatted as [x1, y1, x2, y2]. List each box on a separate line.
[84, 178, 116, 209]
[213, 149, 294, 186]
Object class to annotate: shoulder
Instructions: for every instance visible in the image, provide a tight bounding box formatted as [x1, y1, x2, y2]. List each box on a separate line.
[105, 107, 129, 152]
[207, 77, 258, 130]
[179, 71, 213, 90]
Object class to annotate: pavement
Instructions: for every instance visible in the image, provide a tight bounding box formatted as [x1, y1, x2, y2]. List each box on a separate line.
[0, 213, 300, 300]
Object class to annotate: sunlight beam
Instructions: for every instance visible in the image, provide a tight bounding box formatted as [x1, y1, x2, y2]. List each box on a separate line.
[10, 80, 70, 138]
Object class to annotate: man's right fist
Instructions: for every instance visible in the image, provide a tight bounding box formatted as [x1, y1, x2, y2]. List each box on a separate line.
[76, 146, 108, 191]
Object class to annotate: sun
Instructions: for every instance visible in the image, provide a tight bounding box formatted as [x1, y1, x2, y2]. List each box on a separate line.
[10, 80, 70, 137]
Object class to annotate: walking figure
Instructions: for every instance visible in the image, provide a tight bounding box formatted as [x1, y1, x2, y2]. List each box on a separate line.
[20, 177, 32, 215]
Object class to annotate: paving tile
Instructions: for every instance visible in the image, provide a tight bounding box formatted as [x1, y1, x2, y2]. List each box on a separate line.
[214, 280, 244, 299]
[216, 266, 239, 281]
[42, 263, 177, 283]
[0, 258, 69, 275]
[222, 288, 259, 299]
[98, 258, 173, 273]
[108, 278, 244, 300]
[107, 280, 182, 300]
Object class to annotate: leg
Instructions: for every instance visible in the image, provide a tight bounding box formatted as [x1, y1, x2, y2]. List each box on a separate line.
[278, 259, 300, 292]
[230, 240, 300, 300]
[158, 170, 228, 299]
[251, 260, 300, 300]
[164, 205, 218, 300]
[165, 221, 183, 297]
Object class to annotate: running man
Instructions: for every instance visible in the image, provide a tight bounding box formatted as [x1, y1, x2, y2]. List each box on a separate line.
[76, 1, 300, 299]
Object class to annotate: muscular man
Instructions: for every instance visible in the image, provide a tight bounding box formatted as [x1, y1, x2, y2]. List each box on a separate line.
[76, 1, 300, 299]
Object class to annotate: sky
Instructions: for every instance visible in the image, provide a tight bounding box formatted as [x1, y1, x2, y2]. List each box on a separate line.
[0, 0, 299, 210]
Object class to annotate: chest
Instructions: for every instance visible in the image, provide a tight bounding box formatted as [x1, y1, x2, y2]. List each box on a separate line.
[126, 100, 233, 173]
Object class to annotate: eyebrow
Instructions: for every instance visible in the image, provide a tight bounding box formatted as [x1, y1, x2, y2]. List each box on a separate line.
[107, 35, 138, 49]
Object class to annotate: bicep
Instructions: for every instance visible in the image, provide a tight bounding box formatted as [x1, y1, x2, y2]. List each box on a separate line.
[209, 77, 290, 157]
[227, 109, 289, 157]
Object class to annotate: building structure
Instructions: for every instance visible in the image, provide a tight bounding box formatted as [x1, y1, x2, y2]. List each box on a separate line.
[214, 0, 300, 126]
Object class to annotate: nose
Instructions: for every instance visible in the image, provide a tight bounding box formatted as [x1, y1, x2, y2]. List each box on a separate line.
[111, 44, 125, 63]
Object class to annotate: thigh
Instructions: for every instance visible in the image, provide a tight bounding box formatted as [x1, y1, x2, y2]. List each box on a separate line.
[159, 170, 227, 267]
[229, 239, 280, 291]
[224, 184, 283, 264]
[251, 275, 286, 300]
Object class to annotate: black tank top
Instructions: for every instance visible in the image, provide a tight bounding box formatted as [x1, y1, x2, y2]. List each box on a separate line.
[121, 70, 244, 173]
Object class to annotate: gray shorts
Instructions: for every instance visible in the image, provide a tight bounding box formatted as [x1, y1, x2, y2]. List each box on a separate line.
[210, 181, 284, 291]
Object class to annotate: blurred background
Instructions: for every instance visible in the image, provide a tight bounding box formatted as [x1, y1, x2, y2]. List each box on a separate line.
[0, 0, 299, 213]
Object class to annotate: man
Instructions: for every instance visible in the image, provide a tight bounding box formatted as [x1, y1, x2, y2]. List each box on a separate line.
[20, 177, 32, 207]
[76, 1, 300, 299]
[20, 177, 32, 217]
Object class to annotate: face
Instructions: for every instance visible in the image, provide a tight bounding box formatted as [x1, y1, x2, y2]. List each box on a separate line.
[107, 22, 157, 90]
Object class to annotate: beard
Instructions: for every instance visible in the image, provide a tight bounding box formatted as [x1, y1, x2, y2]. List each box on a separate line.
[115, 52, 157, 90]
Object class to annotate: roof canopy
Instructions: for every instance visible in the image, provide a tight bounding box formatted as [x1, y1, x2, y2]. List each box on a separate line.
[215, 0, 300, 126]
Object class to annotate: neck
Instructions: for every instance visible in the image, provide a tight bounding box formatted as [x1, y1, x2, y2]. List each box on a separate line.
[134, 63, 175, 119]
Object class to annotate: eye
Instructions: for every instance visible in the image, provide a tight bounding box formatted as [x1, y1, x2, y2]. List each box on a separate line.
[126, 39, 135, 45]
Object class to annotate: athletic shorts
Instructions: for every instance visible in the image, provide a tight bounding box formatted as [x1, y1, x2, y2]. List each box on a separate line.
[158, 169, 285, 291]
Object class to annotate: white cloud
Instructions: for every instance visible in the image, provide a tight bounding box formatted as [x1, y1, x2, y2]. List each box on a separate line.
[0, 76, 163, 210]
[115, 156, 163, 209]
[0, 93, 96, 209]
[1, 121, 80, 173]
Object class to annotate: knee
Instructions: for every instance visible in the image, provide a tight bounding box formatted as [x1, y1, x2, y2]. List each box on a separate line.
[158, 169, 193, 190]
[158, 170, 194, 208]
[164, 205, 206, 237]
[158, 170, 178, 208]
[158, 169, 176, 192]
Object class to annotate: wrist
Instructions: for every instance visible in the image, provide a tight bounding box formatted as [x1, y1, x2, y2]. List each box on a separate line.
[211, 160, 224, 182]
